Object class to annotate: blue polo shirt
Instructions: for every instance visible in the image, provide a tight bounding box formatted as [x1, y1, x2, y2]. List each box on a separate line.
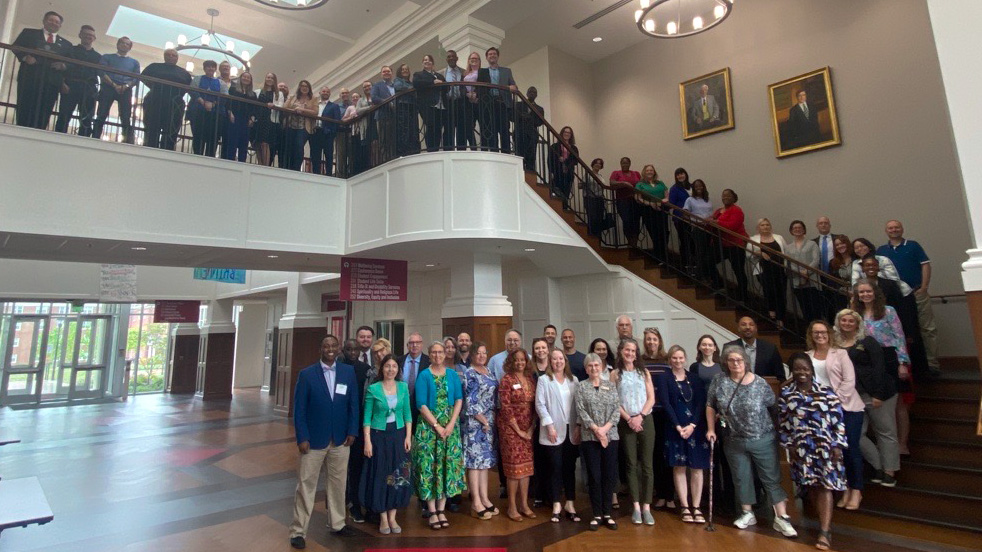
[877, 239, 929, 289]
[100, 53, 141, 86]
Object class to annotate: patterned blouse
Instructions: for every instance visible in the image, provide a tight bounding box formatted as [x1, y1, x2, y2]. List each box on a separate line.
[575, 379, 621, 442]
[778, 381, 848, 491]
[707, 373, 776, 441]
[617, 369, 648, 416]
[863, 306, 910, 364]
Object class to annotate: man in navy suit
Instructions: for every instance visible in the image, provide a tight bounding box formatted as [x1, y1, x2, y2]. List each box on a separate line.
[476, 47, 518, 153]
[13, 11, 73, 130]
[370, 66, 397, 162]
[289, 335, 359, 549]
[311, 86, 342, 176]
[787, 89, 822, 148]
[723, 317, 786, 379]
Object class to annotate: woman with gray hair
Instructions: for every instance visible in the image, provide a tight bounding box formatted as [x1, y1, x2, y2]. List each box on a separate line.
[705, 344, 797, 537]
[834, 309, 900, 493]
[576, 352, 622, 531]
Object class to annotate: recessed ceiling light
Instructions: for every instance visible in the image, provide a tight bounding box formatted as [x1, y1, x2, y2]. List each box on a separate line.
[425, 264, 436, 267]
[131, 246, 147, 251]
[267, 255, 279, 258]
[593, 37, 603, 42]
[524, 248, 536, 252]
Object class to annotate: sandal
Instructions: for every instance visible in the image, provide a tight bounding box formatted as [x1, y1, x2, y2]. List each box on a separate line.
[680, 507, 695, 523]
[470, 507, 492, 520]
[550, 512, 561, 523]
[692, 508, 706, 524]
[436, 510, 450, 528]
[507, 510, 524, 522]
[483, 505, 500, 516]
[520, 508, 537, 519]
[427, 511, 442, 531]
[589, 517, 600, 531]
[816, 530, 832, 550]
[564, 510, 581, 522]
[603, 516, 618, 530]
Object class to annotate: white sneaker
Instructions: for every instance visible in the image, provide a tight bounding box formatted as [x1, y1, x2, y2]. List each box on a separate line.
[773, 515, 798, 538]
[733, 511, 757, 529]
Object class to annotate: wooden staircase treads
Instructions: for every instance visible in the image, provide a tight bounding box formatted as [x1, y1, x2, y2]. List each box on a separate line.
[898, 461, 982, 496]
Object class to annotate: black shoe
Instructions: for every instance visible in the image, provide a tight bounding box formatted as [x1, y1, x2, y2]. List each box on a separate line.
[870, 470, 884, 484]
[290, 536, 306, 549]
[499, 487, 508, 499]
[349, 504, 365, 523]
[533, 499, 544, 508]
[332, 526, 356, 537]
[880, 474, 897, 487]
[448, 501, 461, 513]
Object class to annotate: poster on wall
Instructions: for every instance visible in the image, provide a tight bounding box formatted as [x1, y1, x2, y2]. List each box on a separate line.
[768, 66, 841, 158]
[99, 264, 137, 302]
[339, 257, 408, 301]
[679, 67, 735, 140]
[153, 300, 201, 323]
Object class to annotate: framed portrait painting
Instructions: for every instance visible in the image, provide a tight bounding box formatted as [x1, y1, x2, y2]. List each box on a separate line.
[679, 68, 734, 140]
[768, 66, 841, 158]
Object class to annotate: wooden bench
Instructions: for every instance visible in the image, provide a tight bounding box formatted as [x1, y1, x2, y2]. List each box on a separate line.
[0, 477, 54, 535]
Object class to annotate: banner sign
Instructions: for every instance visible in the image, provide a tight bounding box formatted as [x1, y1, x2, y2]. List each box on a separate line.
[339, 257, 408, 301]
[100, 264, 137, 302]
[193, 268, 246, 284]
[153, 300, 201, 323]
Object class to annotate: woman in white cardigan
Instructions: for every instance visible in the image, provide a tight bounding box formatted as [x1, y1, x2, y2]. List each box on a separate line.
[535, 349, 581, 523]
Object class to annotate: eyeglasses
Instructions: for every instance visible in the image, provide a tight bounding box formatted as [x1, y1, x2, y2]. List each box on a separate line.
[811, 331, 829, 336]
[407, 340, 422, 345]
[726, 358, 745, 365]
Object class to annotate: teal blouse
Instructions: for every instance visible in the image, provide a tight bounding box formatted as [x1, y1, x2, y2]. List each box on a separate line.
[636, 180, 667, 200]
[363, 381, 412, 430]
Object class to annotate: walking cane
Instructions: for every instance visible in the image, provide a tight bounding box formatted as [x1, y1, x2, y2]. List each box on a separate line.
[705, 439, 716, 532]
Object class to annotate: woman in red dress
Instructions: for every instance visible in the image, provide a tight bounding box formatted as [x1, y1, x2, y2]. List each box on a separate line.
[498, 348, 537, 521]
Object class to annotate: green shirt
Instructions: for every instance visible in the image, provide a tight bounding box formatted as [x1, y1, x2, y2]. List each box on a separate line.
[636, 180, 667, 200]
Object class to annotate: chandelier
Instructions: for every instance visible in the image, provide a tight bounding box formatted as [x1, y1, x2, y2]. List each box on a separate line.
[252, 0, 328, 9]
[635, 0, 733, 38]
[168, 9, 252, 75]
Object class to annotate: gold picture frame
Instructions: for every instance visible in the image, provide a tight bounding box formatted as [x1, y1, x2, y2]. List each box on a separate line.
[768, 66, 841, 158]
[679, 67, 735, 140]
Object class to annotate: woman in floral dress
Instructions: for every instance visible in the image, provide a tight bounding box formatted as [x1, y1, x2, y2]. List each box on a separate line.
[497, 348, 537, 521]
[464, 342, 499, 519]
[779, 352, 847, 551]
[412, 341, 466, 530]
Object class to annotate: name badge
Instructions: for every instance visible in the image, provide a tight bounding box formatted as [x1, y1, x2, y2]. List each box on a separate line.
[512, 383, 522, 390]
[600, 385, 609, 391]
[335, 383, 348, 395]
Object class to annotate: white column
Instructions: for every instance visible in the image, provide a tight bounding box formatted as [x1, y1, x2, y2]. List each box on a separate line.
[442, 253, 513, 318]
[233, 303, 267, 388]
[927, 0, 982, 291]
[280, 273, 326, 330]
[438, 14, 505, 60]
[202, 298, 235, 334]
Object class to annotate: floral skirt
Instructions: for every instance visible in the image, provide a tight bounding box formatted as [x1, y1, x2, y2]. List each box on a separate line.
[359, 423, 412, 512]
[412, 419, 466, 501]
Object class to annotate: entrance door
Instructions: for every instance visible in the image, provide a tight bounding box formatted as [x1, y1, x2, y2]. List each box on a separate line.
[0, 315, 50, 405]
[65, 315, 113, 400]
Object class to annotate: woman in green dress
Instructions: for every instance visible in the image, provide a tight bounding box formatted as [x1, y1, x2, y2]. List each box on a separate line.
[413, 340, 466, 530]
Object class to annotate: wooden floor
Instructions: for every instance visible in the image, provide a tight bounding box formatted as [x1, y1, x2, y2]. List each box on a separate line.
[1, 390, 979, 552]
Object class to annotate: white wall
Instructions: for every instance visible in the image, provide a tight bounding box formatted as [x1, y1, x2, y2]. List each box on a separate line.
[233, 303, 267, 388]
[511, 45, 551, 120]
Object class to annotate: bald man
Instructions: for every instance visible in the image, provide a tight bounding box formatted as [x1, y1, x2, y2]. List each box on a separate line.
[141, 48, 192, 150]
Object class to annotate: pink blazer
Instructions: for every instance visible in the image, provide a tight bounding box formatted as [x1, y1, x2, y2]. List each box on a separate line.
[809, 348, 865, 412]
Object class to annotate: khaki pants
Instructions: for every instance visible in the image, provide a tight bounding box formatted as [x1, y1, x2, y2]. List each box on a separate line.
[289, 443, 351, 536]
[914, 289, 939, 368]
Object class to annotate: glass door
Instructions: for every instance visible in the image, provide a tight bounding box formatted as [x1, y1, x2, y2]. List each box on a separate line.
[66, 315, 113, 400]
[0, 315, 50, 405]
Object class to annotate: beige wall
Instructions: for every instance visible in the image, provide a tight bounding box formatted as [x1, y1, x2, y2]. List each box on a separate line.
[565, 0, 971, 354]
[511, 45, 552, 120]
[547, 47, 596, 159]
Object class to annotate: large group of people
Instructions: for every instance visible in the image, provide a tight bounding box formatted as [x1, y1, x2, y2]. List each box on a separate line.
[287, 304, 919, 551]
[11, 11, 541, 177]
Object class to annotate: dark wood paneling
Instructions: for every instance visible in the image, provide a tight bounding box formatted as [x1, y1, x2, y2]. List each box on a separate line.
[443, 316, 512, 355]
[194, 332, 235, 401]
[167, 333, 199, 394]
[272, 327, 326, 417]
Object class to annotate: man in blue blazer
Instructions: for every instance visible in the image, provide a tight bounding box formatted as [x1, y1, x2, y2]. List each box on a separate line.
[476, 47, 517, 154]
[311, 86, 342, 176]
[289, 335, 359, 549]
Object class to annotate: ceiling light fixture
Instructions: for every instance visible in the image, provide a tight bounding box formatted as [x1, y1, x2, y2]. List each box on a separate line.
[267, 255, 279, 258]
[173, 9, 251, 69]
[131, 246, 147, 251]
[636, 0, 733, 39]
[524, 248, 536, 252]
[425, 264, 436, 267]
[593, 36, 603, 42]
[253, 0, 328, 10]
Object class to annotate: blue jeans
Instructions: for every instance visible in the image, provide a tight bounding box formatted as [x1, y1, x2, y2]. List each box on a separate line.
[843, 410, 865, 490]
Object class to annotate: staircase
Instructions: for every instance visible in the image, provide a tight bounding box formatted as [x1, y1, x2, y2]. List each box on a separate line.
[524, 170, 982, 540]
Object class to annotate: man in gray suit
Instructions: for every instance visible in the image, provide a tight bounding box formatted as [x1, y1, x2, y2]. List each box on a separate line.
[477, 47, 517, 154]
[690, 84, 720, 131]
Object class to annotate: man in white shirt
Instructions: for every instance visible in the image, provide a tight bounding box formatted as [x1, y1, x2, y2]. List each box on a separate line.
[443, 49, 467, 150]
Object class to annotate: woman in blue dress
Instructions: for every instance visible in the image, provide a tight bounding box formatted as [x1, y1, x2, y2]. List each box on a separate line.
[657, 345, 710, 524]
[779, 352, 847, 551]
[463, 342, 499, 519]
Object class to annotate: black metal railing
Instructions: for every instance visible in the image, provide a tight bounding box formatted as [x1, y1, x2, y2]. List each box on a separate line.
[3, 40, 858, 339]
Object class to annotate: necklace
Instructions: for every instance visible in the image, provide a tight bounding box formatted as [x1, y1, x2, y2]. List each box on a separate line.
[675, 373, 693, 403]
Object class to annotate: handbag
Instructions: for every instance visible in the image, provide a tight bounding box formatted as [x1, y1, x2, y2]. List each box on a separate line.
[716, 372, 748, 438]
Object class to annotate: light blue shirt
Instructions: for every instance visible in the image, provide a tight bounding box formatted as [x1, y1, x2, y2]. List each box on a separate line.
[402, 354, 422, 384]
[100, 53, 141, 85]
[320, 360, 336, 399]
[487, 350, 532, 381]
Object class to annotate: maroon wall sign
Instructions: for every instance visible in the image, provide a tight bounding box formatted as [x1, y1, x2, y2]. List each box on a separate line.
[153, 300, 201, 323]
[339, 257, 408, 301]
